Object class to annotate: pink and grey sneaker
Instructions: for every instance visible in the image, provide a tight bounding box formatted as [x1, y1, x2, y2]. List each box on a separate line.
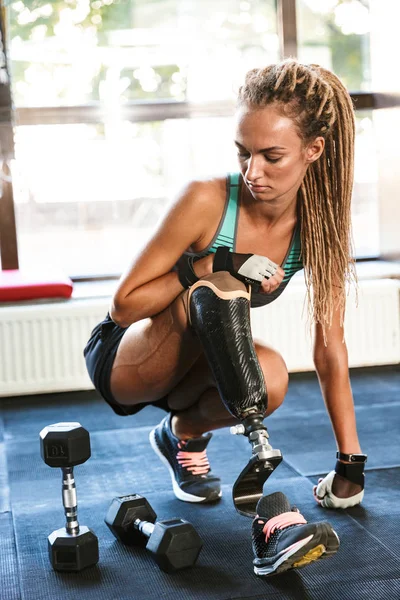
[252, 491, 340, 576]
[149, 413, 222, 503]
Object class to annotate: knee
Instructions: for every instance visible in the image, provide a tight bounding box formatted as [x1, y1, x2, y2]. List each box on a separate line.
[254, 342, 288, 415]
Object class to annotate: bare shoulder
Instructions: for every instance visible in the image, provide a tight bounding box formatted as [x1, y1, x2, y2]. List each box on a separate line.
[158, 175, 226, 243]
[178, 175, 227, 251]
[112, 174, 227, 303]
[175, 175, 226, 216]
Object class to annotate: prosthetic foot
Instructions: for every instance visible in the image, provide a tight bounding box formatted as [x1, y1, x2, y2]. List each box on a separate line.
[188, 277, 282, 517]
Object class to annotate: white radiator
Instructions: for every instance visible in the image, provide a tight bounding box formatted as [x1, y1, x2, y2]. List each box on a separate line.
[0, 279, 399, 397]
[250, 278, 400, 372]
[0, 297, 109, 397]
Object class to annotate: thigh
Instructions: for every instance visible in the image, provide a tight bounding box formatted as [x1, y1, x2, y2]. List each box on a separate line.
[109, 272, 288, 409]
[110, 290, 203, 405]
[109, 271, 248, 407]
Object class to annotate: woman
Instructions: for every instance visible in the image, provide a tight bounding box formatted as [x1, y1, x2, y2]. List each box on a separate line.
[84, 59, 367, 575]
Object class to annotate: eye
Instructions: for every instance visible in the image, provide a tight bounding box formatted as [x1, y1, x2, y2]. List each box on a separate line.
[237, 151, 250, 159]
[264, 156, 281, 164]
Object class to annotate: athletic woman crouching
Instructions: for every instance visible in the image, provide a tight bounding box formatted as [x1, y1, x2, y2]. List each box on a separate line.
[84, 59, 367, 576]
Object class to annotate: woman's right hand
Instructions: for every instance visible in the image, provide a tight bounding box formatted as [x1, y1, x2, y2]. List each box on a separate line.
[213, 248, 284, 294]
[239, 253, 285, 294]
[259, 263, 285, 295]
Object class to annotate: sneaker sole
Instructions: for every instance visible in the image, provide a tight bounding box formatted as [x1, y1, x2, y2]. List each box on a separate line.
[149, 429, 222, 503]
[254, 522, 340, 577]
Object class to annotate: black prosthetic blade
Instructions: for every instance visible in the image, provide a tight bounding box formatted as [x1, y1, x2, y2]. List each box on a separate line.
[232, 454, 283, 517]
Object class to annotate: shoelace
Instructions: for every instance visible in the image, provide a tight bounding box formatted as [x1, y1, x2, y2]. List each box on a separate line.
[176, 441, 210, 475]
[257, 510, 307, 543]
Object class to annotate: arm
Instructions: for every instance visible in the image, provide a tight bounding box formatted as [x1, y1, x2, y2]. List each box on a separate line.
[313, 308, 362, 456]
[110, 180, 218, 327]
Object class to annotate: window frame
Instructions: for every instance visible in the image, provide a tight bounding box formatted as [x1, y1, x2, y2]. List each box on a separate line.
[1, 0, 399, 275]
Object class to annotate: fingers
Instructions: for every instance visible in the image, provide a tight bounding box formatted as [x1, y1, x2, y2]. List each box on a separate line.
[313, 477, 328, 505]
[260, 266, 285, 294]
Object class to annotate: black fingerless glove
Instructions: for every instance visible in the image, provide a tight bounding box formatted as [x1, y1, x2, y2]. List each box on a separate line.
[176, 254, 200, 289]
[335, 452, 367, 488]
[212, 246, 262, 292]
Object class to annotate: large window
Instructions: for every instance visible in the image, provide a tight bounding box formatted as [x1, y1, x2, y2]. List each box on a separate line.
[12, 116, 240, 275]
[10, 0, 278, 106]
[297, 0, 378, 259]
[9, 0, 279, 276]
[297, 0, 371, 90]
[2, 0, 385, 277]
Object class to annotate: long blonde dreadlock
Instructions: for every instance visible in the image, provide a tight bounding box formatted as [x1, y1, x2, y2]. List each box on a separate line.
[237, 59, 358, 344]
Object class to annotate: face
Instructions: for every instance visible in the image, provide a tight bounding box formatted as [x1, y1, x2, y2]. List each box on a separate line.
[234, 103, 324, 204]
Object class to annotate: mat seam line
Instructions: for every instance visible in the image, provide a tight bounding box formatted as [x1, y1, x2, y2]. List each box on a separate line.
[340, 511, 400, 563]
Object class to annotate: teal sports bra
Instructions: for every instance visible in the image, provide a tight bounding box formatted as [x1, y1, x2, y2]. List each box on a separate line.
[183, 172, 304, 308]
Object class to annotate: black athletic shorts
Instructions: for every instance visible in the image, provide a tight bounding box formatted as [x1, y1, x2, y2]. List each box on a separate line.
[83, 313, 170, 416]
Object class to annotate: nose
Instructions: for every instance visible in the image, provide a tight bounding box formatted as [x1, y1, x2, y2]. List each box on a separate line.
[245, 155, 265, 183]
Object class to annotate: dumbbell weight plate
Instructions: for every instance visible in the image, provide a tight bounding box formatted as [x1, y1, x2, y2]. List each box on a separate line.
[39, 423, 91, 468]
[148, 519, 203, 573]
[48, 526, 99, 572]
[105, 495, 157, 547]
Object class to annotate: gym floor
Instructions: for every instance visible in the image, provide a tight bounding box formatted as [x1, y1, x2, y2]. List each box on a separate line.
[1, 365, 399, 600]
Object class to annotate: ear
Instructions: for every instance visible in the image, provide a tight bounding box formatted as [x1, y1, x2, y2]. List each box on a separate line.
[305, 136, 325, 163]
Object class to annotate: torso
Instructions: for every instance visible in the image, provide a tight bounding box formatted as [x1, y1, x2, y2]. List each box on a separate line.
[181, 173, 303, 309]
[188, 174, 298, 266]
[235, 206, 298, 266]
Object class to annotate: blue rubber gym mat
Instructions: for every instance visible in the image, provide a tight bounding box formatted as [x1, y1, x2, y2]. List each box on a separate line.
[0, 413, 4, 442]
[265, 367, 400, 476]
[267, 402, 400, 474]
[1, 365, 400, 600]
[0, 389, 163, 439]
[0, 512, 20, 600]
[6, 472, 400, 600]
[281, 366, 399, 413]
[5, 423, 400, 600]
[238, 579, 400, 600]
[5, 426, 296, 513]
[310, 467, 400, 556]
[0, 443, 11, 513]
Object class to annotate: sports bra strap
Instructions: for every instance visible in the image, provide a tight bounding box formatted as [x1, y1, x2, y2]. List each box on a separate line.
[210, 172, 240, 252]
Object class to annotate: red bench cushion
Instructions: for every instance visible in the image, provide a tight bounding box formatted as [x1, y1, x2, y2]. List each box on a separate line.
[0, 269, 73, 302]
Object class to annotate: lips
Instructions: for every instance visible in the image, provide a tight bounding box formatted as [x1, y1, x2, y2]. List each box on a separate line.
[247, 182, 269, 192]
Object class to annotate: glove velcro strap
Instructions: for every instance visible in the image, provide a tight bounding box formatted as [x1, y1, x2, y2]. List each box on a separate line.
[213, 247, 261, 291]
[335, 460, 365, 487]
[213, 246, 231, 273]
[176, 255, 200, 289]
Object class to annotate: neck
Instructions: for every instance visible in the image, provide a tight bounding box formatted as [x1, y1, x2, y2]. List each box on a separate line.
[241, 184, 299, 229]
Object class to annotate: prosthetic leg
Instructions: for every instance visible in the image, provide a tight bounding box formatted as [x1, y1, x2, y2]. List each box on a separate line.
[187, 276, 282, 517]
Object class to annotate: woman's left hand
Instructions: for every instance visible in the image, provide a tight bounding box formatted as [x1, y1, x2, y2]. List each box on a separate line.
[313, 470, 364, 509]
[259, 266, 285, 294]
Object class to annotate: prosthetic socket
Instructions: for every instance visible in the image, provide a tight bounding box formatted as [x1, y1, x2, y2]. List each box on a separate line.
[188, 278, 282, 517]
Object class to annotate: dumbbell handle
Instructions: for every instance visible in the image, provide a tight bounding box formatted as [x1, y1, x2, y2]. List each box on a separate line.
[61, 467, 80, 535]
[134, 518, 154, 539]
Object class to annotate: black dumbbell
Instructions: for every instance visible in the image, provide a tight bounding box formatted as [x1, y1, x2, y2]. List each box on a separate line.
[39, 422, 99, 572]
[105, 494, 203, 572]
